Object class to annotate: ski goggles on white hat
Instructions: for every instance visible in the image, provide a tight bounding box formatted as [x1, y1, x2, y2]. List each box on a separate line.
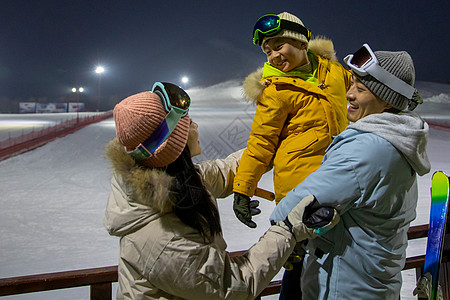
[252, 14, 311, 46]
[344, 43, 422, 110]
[127, 82, 190, 160]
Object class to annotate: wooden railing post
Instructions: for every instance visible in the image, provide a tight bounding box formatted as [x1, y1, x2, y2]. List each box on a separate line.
[91, 282, 112, 300]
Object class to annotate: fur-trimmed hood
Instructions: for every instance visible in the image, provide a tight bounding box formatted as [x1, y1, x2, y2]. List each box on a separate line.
[104, 138, 176, 236]
[103, 139, 244, 237]
[243, 37, 339, 103]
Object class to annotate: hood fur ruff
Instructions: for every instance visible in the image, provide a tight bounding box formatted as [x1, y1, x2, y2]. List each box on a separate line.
[243, 37, 337, 103]
[105, 138, 176, 214]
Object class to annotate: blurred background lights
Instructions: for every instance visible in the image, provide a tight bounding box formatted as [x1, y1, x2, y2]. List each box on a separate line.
[72, 87, 84, 93]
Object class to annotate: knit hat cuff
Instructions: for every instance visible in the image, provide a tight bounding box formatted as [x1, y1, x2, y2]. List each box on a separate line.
[359, 75, 410, 111]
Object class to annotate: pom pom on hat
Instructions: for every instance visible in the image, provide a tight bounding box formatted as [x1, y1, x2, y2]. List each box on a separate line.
[113, 91, 190, 168]
[357, 50, 415, 111]
[261, 12, 309, 48]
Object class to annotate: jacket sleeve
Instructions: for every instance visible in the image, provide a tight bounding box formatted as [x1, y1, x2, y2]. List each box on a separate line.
[147, 226, 295, 300]
[195, 149, 245, 199]
[270, 136, 362, 222]
[233, 85, 290, 196]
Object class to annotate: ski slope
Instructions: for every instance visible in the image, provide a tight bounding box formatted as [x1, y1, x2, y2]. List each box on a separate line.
[1, 81, 449, 299]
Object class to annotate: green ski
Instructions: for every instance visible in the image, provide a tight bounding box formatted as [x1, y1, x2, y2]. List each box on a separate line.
[414, 171, 449, 300]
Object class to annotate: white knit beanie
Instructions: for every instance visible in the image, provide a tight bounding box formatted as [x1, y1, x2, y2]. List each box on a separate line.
[261, 12, 309, 48]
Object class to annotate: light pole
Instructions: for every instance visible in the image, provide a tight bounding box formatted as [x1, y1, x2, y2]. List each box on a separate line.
[95, 65, 105, 112]
[72, 87, 84, 102]
[72, 87, 84, 123]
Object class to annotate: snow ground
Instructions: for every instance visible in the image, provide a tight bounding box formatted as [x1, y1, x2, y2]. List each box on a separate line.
[0, 81, 449, 299]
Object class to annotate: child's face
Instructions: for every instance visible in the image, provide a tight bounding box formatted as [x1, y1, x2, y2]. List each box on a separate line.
[263, 38, 308, 72]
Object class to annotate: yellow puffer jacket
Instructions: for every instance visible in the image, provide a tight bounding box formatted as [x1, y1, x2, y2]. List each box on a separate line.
[233, 38, 351, 203]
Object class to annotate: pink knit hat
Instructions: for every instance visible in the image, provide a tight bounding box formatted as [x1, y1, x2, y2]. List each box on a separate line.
[113, 91, 190, 168]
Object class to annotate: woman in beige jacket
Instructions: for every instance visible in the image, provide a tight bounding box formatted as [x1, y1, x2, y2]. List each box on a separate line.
[104, 83, 339, 299]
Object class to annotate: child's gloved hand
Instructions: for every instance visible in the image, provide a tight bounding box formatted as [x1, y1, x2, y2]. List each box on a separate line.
[276, 195, 340, 242]
[233, 192, 261, 228]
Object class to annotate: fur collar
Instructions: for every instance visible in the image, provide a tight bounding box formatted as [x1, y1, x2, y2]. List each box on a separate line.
[308, 37, 338, 62]
[243, 37, 337, 103]
[105, 138, 176, 214]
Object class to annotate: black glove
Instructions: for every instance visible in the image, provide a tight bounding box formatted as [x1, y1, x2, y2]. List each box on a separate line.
[277, 195, 340, 242]
[233, 192, 261, 228]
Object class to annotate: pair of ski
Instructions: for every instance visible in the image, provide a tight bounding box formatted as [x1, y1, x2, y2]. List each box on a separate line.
[414, 171, 449, 300]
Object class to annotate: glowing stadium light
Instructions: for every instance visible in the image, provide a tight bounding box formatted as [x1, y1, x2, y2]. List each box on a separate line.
[181, 76, 189, 84]
[95, 65, 105, 111]
[95, 66, 105, 74]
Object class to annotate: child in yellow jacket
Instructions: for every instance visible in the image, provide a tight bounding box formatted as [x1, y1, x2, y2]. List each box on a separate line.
[233, 12, 351, 228]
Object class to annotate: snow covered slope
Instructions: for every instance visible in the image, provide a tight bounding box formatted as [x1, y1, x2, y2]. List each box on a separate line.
[0, 81, 449, 299]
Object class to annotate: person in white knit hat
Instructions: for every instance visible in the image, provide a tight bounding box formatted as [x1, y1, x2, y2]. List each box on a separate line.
[232, 11, 352, 299]
[270, 44, 430, 299]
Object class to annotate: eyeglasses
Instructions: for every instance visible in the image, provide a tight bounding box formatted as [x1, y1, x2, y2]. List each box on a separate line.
[344, 43, 423, 110]
[252, 14, 311, 46]
[127, 82, 191, 160]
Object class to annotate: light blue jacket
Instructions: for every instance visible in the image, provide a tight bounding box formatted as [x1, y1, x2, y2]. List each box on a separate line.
[270, 111, 430, 300]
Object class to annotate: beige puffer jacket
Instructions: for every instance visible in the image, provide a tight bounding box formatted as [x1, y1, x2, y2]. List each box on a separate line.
[103, 139, 295, 299]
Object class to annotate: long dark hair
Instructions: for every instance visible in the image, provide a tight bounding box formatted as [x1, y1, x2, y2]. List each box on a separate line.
[165, 146, 222, 241]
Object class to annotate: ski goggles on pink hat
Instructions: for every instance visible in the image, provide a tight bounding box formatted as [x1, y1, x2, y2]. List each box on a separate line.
[252, 14, 311, 46]
[344, 43, 422, 110]
[127, 82, 190, 160]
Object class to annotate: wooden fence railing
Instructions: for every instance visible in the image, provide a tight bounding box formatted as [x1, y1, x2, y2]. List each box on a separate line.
[2, 223, 447, 299]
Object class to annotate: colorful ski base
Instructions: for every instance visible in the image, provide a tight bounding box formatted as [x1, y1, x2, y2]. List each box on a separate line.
[423, 171, 449, 300]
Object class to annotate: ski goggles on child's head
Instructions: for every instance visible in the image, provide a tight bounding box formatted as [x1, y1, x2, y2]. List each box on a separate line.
[252, 14, 311, 46]
[127, 82, 191, 160]
[344, 43, 422, 110]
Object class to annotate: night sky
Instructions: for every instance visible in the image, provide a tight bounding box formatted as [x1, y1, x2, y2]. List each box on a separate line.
[0, 0, 449, 101]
